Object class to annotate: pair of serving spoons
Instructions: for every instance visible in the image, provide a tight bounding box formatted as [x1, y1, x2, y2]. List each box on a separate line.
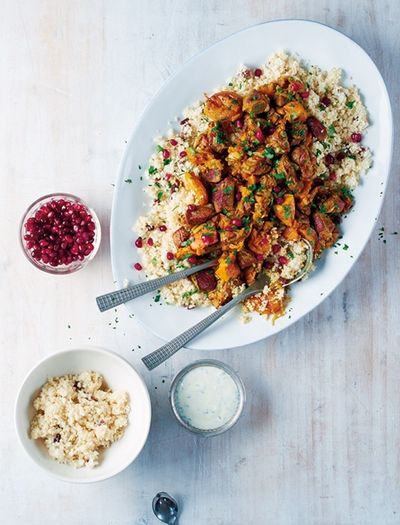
[96, 241, 313, 370]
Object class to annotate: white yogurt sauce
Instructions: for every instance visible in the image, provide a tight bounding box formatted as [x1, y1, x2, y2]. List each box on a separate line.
[173, 365, 240, 430]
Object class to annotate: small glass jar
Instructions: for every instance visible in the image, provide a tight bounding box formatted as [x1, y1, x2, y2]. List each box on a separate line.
[169, 359, 245, 436]
[20, 193, 101, 274]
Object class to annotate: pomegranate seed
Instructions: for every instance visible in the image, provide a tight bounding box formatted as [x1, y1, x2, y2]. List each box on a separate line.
[159, 225, 167, 232]
[187, 256, 197, 264]
[265, 126, 276, 136]
[291, 81, 302, 92]
[351, 132, 362, 143]
[162, 149, 170, 160]
[254, 68, 262, 77]
[336, 151, 346, 161]
[147, 237, 154, 246]
[235, 119, 243, 129]
[276, 196, 284, 204]
[133, 262, 142, 271]
[272, 244, 281, 254]
[321, 96, 331, 107]
[166, 252, 174, 260]
[273, 186, 281, 193]
[135, 237, 143, 248]
[179, 151, 187, 158]
[264, 261, 273, 270]
[232, 218, 242, 227]
[235, 192, 242, 201]
[329, 171, 337, 181]
[255, 129, 264, 141]
[300, 91, 310, 99]
[278, 256, 289, 265]
[256, 254, 264, 261]
[224, 226, 233, 232]
[165, 173, 172, 181]
[169, 138, 178, 146]
[324, 154, 335, 166]
[187, 204, 196, 212]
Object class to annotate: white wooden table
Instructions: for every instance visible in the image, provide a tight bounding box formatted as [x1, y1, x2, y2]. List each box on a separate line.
[1, 2, 399, 524]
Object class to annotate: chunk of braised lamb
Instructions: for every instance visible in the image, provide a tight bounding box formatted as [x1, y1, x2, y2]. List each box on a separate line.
[237, 248, 257, 269]
[243, 266, 258, 285]
[291, 145, 316, 180]
[296, 213, 319, 249]
[204, 91, 243, 122]
[189, 222, 219, 256]
[218, 215, 247, 252]
[200, 167, 223, 184]
[247, 224, 273, 255]
[265, 122, 290, 154]
[287, 121, 309, 146]
[208, 281, 233, 308]
[212, 177, 235, 213]
[172, 227, 190, 248]
[313, 212, 339, 251]
[241, 149, 272, 178]
[185, 204, 215, 226]
[242, 90, 270, 115]
[194, 269, 217, 292]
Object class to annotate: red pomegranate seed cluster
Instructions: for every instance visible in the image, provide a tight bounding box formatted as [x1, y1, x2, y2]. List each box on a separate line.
[23, 198, 96, 267]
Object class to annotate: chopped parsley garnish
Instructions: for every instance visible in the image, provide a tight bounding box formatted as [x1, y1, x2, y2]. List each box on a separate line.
[163, 158, 172, 165]
[319, 204, 327, 213]
[315, 149, 322, 157]
[342, 244, 349, 251]
[327, 124, 336, 137]
[154, 292, 161, 303]
[223, 185, 234, 194]
[157, 191, 164, 200]
[283, 205, 292, 219]
[182, 289, 198, 299]
[263, 147, 275, 159]
[148, 166, 158, 175]
[341, 186, 353, 199]
[273, 172, 286, 180]
[346, 100, 355, 109]
[156, 145, 163, 153]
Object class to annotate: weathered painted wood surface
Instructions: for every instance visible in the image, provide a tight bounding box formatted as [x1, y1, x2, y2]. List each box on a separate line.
[0, 1, 399, 523]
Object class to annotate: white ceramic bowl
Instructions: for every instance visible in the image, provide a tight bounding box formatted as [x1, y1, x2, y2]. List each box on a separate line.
[15, 347, 151, 483]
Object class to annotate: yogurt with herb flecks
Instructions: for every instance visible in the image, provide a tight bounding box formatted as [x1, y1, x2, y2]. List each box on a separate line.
[173, 364, 241, 431]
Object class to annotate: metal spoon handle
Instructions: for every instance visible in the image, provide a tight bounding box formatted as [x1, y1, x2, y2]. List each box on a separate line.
[142, 287, 255, 370]
[96, 260, 216, 312]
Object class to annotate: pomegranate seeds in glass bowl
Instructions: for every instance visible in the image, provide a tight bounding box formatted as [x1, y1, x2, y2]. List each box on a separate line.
[20, 193, 101, 274]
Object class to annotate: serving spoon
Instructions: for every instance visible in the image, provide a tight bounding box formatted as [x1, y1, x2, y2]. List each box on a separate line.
[142, 240, 313, 370]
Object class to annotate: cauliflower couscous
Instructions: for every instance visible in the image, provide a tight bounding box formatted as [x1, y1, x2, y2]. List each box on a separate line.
[30, 371, 130, 468]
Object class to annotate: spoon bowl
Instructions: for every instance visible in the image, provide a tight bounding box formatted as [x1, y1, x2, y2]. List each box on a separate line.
[152, 492, 179, 524]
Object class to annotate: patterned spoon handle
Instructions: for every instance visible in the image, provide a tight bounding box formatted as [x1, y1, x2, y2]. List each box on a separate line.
[96, 259, 216, 312]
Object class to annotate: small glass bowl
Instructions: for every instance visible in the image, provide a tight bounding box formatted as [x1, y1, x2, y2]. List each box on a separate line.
[20, 193, 101, 274]
[169, 359, 246, 437]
